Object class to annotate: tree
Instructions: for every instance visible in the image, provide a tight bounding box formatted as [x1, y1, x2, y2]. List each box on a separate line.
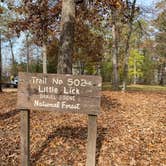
[0, 31, 2, 92]
[128, 49, 144, 84]
[122, 0, 138, 91]
[47, 38, 59, 73]
[74, 18, 104, 75]
[0, 2, 10, 92]
[8, 0, 61, 73]
[154, 0, 166, 85]
[0, 1, 22, 76]
[7, 35, 17, 75]
[111, 5, 120, 90]
[57, 0, 75, 74]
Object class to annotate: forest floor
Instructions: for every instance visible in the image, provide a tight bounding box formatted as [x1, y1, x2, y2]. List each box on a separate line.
[0, 89, 165, 166]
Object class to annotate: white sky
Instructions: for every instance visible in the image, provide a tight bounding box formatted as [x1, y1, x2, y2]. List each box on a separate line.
[137, 0, 159, 6]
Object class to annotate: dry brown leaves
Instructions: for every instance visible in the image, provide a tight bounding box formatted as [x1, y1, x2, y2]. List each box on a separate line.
[0, 90, 165, 166]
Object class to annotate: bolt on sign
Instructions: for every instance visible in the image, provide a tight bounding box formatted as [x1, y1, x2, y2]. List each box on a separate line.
[17, 72, 102, 115]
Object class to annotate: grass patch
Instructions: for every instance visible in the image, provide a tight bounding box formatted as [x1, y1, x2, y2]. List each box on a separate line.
[102, 82, 114, 91]
[127, 84, 166, 91]
[102, 82, 166, 92]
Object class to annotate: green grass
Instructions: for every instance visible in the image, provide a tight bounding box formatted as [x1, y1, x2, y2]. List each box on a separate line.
[127, 84, 166, 91]
[102, 82, 166, 92]
[102, 82, 112, 91]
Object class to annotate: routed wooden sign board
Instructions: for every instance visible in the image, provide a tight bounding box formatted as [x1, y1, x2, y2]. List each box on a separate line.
[17, 72, 101, 115]
[17, 72, 102, 166]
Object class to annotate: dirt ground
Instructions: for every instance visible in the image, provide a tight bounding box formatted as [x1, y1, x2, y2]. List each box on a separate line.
[0, 90, 165, 166]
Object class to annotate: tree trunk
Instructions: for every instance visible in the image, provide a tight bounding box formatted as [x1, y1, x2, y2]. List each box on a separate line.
[39, 0, 48, 74]
[9, 39, 15, 65]
[159, 63, 166, 86]
[57, 0, 75, 74]
[122, 23, 132, 91]
[111, 7, 119, 90]
[8, 38, 16, 75]
[78, 61, 85, 75]
[42, 43, 47, 74]
[26, 33, 30, 72]
[122, 0, 137, 91]
[133, 55, 137, 84]
[0, 32, 2, 92]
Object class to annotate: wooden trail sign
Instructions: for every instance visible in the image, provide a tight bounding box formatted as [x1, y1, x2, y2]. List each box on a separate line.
[17, 72, 102, 166]
[17, 72, 101, 115]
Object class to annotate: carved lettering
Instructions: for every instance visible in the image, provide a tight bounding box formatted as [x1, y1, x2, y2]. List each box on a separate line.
[38, 85, 58, 94]
[17, 72, 101, 115]
[63, 87, 80, 95]
[52, 78, 63, 85]
[61, 101, 80, 110]
[39, 94, 57, 100]
[32, 77, 47, 84]
[34, 100, 60, 108]
[60, 95, 75, 101]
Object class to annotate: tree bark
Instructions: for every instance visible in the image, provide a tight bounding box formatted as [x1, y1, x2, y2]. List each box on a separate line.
[159, 63, 166, 86]
[26, 33, 29, 72]
[0, 32, 2, 92]
[122, 22, 132, 91]
[39, 0, 48, 74]
[133, 55, 137, 84]
[78, 61, 85, 75]
[57, 0, 75, 74]
[26, 33, 30, 72]
[42, 43, 47, 74]
[9, 39, 15, 65]
[8, 38, 16, 75]
[122, 0, 137, 91]
[111, 7, 119, 90]
[8, 38, 15, 66]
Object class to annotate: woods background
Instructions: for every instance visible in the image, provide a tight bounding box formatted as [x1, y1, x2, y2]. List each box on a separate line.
[0, 0, 166, 90]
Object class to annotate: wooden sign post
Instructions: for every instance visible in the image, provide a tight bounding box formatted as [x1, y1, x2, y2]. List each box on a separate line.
[17, 72, 102, 166]
[86, 115, 97, 166]
[20, 109, 30, 166]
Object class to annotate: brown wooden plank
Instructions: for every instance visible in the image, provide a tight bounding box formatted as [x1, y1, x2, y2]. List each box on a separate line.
[17, 72, 101, 115]
[86, 115, 97, 166]
[20, 109, 30, 166]
[18, 72, 101, 97]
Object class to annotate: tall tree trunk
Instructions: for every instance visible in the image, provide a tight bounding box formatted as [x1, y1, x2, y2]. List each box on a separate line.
[40, 0, 48, 74]
[0, 32, 2, 92]
[111, 7, 119, 90]
[159, 63, 166, 86]
[133, 55, 137, 84]
[8, 38, 16, 75]
[78, 61, 85, 75]
[122, 0, 137, 91]
[26, 33, 30, 72]
[36, 51, 40, 73]
[122, 23, 132, 91]
[57, 0, 75, 74]
[80, 61, 85, 75]
[42, 43, 47, 74]
[9, 39, 15, 65]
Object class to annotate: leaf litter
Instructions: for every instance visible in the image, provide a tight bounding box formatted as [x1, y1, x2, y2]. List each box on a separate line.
[0, 91, 165, 166]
